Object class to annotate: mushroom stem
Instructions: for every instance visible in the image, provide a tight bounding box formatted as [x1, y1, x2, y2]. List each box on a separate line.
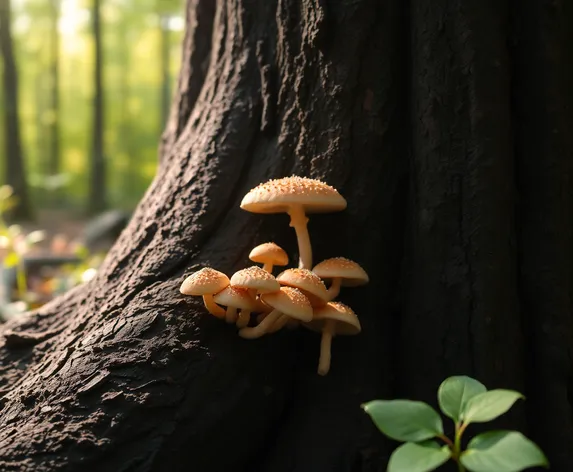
[239, 309, 282, 339]
[225, 306, 238, 323]
[318, 319, 336, 376]
[269, 314, 288, 333]
[287, 205, 312, 270]
[262, 262, 274, 273]
[236, 310, 251, 328]
[327, 278, 342, 301]
[203, 294, 225, 318]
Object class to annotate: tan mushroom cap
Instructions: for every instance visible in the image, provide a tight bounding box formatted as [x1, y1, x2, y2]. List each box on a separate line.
[312, 257, 369, 286]
[305, 302, 361, 335]
[230, 266, 280, 293]
[276, 268, 329, 306]
[240, 176, 347, 214]
[213, 286, 257, 311]
[180, 267, 229, 296]
[260, 287, 313, 322]
[249, 242, 289, 266]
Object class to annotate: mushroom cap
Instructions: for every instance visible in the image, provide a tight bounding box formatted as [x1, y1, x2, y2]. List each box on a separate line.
[249, 242, 289, 266]
[240, 176, 347, 214]
[305, 302, 361, 335]
[260, 287, 313, 322]
[180, 267, 229, 296]
[213, 286, 257, 311]
[312, 257, 369, 286]
[230, 266, 280, 293]
[276, 268, 329, 306]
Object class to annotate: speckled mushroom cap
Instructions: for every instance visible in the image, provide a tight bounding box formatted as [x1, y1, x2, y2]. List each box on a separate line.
[213, 286, 257, 310]
[230, 266, 280, 293]
[305, 302, 361, 335]
[312, 258, 369, 287]
[276, 268, 329, 306]
[240, 176, 347, 214]
[249, 242, 289, 266]
[180, 268, 229, 296]
[260, 287, 313, 322]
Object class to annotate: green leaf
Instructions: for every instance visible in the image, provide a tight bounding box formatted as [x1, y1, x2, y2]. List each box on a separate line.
[388, 441, 451, 472]
[462, 390, 524, 424]
[438, 376, 487, 422]
[3, 251, 20, 269]
[461, 430, 549, 471]
[362, 400, 444, 442]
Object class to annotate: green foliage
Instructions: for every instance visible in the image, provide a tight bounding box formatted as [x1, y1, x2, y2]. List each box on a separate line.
[462, 390, 524, 424]
[2, 0, 186, 210]
[388, 441, 450, 472]
[438, 376, 486, 422]
[461, 431, 549, 472]
[0, 186, 103, 319]
[362, 400, 443, 442]
[0, 185, 18, 216]
[362, 376, 548, 472]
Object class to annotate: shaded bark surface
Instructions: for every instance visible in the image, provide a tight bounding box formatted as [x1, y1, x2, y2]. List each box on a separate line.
[0, 0, 32, 220]
[1, 0, 572, 471]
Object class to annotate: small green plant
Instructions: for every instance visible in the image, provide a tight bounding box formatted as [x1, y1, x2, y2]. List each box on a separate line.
[362, 376, 548, 472]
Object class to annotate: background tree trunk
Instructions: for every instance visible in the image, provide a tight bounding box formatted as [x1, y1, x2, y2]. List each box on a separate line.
[88, 0, 106, 214]
[159, 14, 171, 130]
[47, 0, 61, 206]
[1, 0, 572, 471]
[0, 0, 33, 221]
[47, 0, 60, 176]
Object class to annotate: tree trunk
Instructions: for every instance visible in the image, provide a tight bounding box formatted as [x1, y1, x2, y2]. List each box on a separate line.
[88, 0, 106, 214]
[160, 15, 171, 130]
[47, 0, 61, 178]
[1, 0, 572, 471]
[0, 0, 32, 221]
[117, 16, 135, 201]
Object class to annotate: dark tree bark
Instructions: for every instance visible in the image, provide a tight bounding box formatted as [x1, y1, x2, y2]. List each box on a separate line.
[1, 0, 572, 471]
[0, 0, 32, 221]
[47, 0, 61, 178]
[88, 0, 106, 214]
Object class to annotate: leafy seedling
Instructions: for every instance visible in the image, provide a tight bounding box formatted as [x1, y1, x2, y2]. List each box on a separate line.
[362, 375, 548, 472]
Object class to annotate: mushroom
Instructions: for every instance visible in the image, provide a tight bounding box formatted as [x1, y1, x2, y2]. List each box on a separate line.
[180, 268, 229, 318]
[240, 176, 347, 269]
[312, 257, 369, 300]
[304, 302, 361, 376]
[230, 266, 280, 328]
[213, 286, 257, 324]
[276, 268, 329, 306]
[273, 268, 330, 331]
[249, 242, 289, 273]
[239, 287, 312, 339]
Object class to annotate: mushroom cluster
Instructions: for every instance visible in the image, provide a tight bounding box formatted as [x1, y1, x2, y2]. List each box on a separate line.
[179, 176, 369, 376]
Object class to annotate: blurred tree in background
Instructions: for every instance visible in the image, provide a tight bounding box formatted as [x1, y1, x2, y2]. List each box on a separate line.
[88, 0, 104, 214]
[0, 0, 185, 218]
[0, 0, 33, 221]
